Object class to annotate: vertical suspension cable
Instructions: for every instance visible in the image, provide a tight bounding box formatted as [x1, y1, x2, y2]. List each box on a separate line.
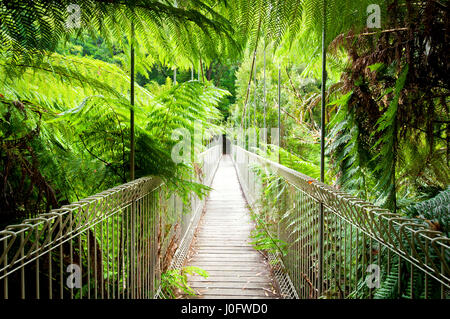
[244, 77, 251, 133]
[277, 62, 282, 244]
[247, 94, 250, 134]
[253, 55, 257, 128]
[199, 57, 205, 82]
[320, 2, 327, 183]
[130, 22, 135, 181]
[278, 65, 281, 163]
[263, 42, 266, 135]
[247, 60, 251, 131]
[319, 0, 327, 297]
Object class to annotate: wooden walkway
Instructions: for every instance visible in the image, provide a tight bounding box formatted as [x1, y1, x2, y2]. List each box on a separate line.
[184, 155, 279, 299]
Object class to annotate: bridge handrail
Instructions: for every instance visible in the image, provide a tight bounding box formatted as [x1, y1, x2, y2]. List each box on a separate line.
[0, 137, 223, 299]
[0, 176, 162, 277]
[231, 144, 449, 298]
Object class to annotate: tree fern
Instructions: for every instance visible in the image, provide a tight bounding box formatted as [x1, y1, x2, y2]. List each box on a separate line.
[373, 255, 401, 299]
[404, 187, 450, 236]
[0, 0, 237, 68]
[370, 65, 409, 210]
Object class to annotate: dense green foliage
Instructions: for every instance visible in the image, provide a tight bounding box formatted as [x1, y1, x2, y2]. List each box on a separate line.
[161, 266, 209, 298]
[227, 0, 448, 300]
[0, 51, 228, 224]
[0, 1, 240, 224]
[229, 0, 449, 219]
[0, 0, 448, 300]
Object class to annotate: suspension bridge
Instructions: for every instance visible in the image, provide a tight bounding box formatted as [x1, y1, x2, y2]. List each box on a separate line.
[0, 136, 449, 299]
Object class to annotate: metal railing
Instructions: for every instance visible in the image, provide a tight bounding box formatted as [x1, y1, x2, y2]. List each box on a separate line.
[162, 136, 222, 273]
[0, 137, 222, 299]
[231, 143, 450, 299]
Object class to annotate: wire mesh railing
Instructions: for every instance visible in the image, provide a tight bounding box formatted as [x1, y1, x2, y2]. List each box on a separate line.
[231, 143, 450, 299]
[0, 136, 222, 299]
[154, 137, 222, 299]
[161, 136, 222, 273]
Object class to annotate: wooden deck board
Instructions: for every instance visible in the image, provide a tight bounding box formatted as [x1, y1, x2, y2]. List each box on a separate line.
[183, 155, 280, 299]
[188, 276, 272, 283]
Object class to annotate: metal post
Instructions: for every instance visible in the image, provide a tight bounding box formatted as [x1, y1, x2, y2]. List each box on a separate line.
[244, 76, 250, 133]
[130, 200, 136, 297]
[263, 44, 266, 138]
[277, 64, 282, 241]
[199, 57, 204, 82]
[278, 65, 281, 163]
[191, 65, 194, 81]
[129, 22, 137, 297]
[254, 57, 257, 128]
[247, 104, 250, 135]
[130, 23, 135, 181]
[173, 67, 177, 85]
[318, 0, 327, 297]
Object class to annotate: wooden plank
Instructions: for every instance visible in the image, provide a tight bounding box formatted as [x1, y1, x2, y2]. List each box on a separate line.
[187, 276, 272, 283]
[194, 248, 255, 251]
[191, 263, 266, 274]
[196, 233, 251, 237]
[189, 263, 267, 269]
[195, 240, 253, 244]
[201, 219, 251, 222]
[190, 270, 269, 276]
[191, 288, 277, 297]
[189, 254, 264, 263]
[186, 295, 278, 299]
[198, 225, 252, 228]
[188, 253, 261, 258]
[190, 282, 272, 289]
[195, 246, 256, 250]
[196, 226, 251, 230]
[198, 230, 251, 232]
[190, 253, 261, 258]
[190, 258, 263, 264]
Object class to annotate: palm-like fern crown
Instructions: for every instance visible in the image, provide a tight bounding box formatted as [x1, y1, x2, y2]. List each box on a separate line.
[1, 0, 387, 67]
[0, 0, 240, 68]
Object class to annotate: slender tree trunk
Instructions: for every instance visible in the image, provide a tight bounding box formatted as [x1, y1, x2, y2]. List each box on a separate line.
[206, 61, 213, 81]
[199, 56, 205, 82]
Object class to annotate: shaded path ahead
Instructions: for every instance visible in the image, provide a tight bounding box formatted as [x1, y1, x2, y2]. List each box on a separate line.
[184, 155, 279, 299]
